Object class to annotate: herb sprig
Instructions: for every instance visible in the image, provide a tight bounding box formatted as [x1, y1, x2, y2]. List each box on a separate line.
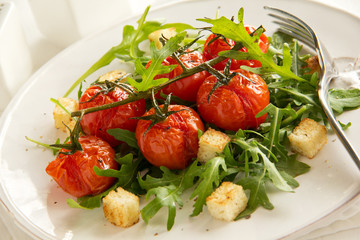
[63, 6, 194, 97]
[198, 8, 306, 82]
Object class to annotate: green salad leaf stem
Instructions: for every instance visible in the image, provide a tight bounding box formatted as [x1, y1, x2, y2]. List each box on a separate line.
[190, 156, 227, 216]
[139, 160, 203, 230]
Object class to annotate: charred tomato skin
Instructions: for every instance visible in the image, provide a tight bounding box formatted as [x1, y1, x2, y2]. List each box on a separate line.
[203, 25, 269, 70]
[197, 69, 270, 131]
[45, 135, 118, 198]
[135, 105, 205, 170]
[79, 85, 146, 147]
[148, 50, 209, 102]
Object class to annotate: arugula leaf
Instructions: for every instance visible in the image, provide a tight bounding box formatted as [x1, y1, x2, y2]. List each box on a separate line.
[232, 131, 293, 192]
[190, 156, 227, 216]
[25, 136, 62, 155]
[254, 104, 310, 183]
[271, 32, 294, 50]
[63, 6, 194, 97]
[276, 154, 310, 177]
[141, 185, 182, 230]
[198, 8, 305, 82]
[68, 153, 141, 209]
[71, 185, 117, 209]
[339, 120, 352, 130]
[236, 174, 274, 219]
[138, 166, 182, 190]
[66, 198, 92, 210]
[257, 104, 296, 159]
[50, 98, 72, 115]
[94, 153, 141, 189]
[107, 128, 138, 149]
[274, 87, 320, 108]
[279, 171, 299, 188]
[329, 88, 360, 114]
[64, 23, 141, 97]
[127, 32, 187, 92]
[139, 161, 203, 230]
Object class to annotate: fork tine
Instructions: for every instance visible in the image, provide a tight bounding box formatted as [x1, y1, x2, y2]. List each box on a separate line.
[264, 6, 317, 49]
[268, 13, 313, 40]
[276, 25, 315, 48]
[268, 17, 315, 47]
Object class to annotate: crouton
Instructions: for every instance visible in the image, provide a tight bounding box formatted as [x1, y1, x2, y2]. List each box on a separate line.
[206, 182, 248, 222]
[304, 55, 321, 75]
[197, 128, 231, 163]
[98, 70, 127, 83]
[148, 27, 177, 49]
[102, 187, 139, 228]
[288, 118, 327, 159]
[53, 98, 78, 133]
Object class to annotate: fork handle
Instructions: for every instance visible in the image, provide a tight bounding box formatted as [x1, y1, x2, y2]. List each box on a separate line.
[319, 83, 360, 170]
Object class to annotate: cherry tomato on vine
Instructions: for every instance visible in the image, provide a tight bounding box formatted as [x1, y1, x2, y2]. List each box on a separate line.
[197, 69, 270, 131]
[46, 136, 118, 198]
[79, 85, 146, 147]
[203, 25, 269, 70]
[147, 50, 209, 102]
[135, 105, 205, 170]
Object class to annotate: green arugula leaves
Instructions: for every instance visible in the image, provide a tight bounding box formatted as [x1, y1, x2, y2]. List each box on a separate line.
[190, 157, 227, 216]
[139, 161, 202, 230]
[127, 32, 187, 92]
[138, 157, 228, 230]
[329, 88, 360, 114]
[63, 5, 194, 97]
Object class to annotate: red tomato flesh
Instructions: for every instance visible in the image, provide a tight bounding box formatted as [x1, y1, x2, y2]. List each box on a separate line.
[79, 85, 146, 147]
[197, 69, 270, 131]
[46, 136, 118, 198]
[203, 25, 269, 70]
[148, 50, 209, 102]
[135, 105, 205, 170]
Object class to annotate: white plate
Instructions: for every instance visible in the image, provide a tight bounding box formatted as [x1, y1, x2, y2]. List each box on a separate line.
[1, 0, 360, 239]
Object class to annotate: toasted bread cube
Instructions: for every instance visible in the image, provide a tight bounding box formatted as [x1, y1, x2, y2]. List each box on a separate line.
[148, 27, 177, 49]
[197, 128, 231, 163]
[288, 118, 327, 159]
[53, 98, 78, 133]
[98, 70, 127, 83]
[305, 55, 320, 75]
[102, 187, 139, 228]
[206, 182, 248, 222]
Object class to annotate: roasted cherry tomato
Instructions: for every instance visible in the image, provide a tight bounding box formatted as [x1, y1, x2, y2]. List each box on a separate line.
[147, 50, 209, 102]
[45, 136, 118, 198]
[135, 105, 205, 170]
[197, 69, 269, 131]
[203, 25, 269, 70]
[79, 85, 146, 147]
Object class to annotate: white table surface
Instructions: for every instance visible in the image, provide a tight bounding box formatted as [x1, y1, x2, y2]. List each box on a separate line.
[0, 0, 360, 239]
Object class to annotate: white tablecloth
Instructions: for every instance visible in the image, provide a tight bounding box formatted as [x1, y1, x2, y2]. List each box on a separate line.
[1, 0, 360, 239]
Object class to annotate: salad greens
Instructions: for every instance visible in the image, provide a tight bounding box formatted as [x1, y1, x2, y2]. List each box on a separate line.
[63, 6, 194, 97]
[45, 5, 360, 230]
[127, 32, 187, 92]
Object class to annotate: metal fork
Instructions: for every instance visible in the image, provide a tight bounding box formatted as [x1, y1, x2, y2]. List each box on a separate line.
[264, 6, 360, 170]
